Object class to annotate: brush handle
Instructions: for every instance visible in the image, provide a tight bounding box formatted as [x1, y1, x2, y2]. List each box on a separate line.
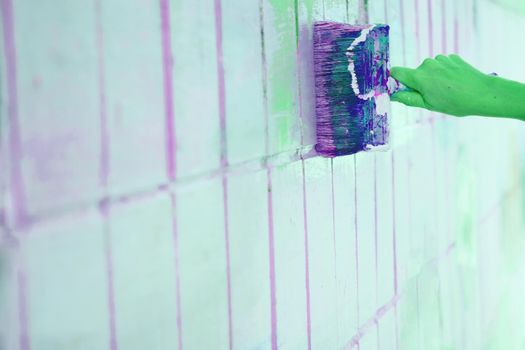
[387, 72, 499, 96]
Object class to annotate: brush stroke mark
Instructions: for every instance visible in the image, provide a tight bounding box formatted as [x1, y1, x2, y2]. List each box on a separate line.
[1, 0, 27, 229]
[214, 0, 233, 349]
[160, 0, 176, 181]
[169, 193, 184, 350]
[94, 3, 118, 350]
[258, 2, 277, 348]
[17, 266, 30, 350]
[301, 160, 312, 350]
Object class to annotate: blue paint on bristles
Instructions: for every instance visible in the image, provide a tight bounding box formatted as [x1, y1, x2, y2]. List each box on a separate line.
[314, 21, 393, 157]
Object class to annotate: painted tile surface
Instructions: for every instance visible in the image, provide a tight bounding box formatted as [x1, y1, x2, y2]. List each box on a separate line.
[2, 0, 525, 349]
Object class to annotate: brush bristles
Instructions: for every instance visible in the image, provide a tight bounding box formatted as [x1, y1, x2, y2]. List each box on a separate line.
[314, 21, 390, 157]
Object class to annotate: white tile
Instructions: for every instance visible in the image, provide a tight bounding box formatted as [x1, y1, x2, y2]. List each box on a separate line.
[304, 157, 338, 349]
[177, 179, 229, 349]
[101, 0, 167, 195]
[227, 171, 271, 349]
[272, 162, 309, 349]
[110, 194, 180, 350]
[172, 0, 221, 178]
[222, 0, 266, 164]
[14, 0, 100, 216]
[23, 210, 110, 350]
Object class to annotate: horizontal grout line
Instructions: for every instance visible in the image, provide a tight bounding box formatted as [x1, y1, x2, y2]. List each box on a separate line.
[342, 240, 457, 349]
[3, 117, 464, 235]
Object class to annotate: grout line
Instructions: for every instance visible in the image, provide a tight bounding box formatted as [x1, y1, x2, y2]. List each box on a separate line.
[1, 0, 27, 230]
[354, 156, 360, 326]
[160, 0, 176, 181]
[258, 1, 277, 348]
[213, 0, 233, 349]
[169, 192, 183, 350]
[343, 240, 457, 349]
[330, 159, 339, 343]
[373, 155, 379, 306]
[301, 160, 312, 350]
[427, 0, 434, 56]
[16, 265, 29, 350]
[94, 2, 118, 350]
[441, 0, 447, 53]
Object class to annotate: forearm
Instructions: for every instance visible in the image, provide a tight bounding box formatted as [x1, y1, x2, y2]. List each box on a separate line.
[485, 76, 525, 120]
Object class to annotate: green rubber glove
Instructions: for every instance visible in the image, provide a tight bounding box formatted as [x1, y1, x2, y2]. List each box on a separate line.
[390, 54, 525, 120]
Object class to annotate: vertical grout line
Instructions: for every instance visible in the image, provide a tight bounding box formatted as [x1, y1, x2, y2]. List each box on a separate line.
[427, 0, 434, 56]
[1, 1, 30, 349]
[94, 2, 118, 350]
[295, 1, 311, 348]
[399, 0, 406, 65]
[353, 156, 359, 327]
[159, 1, 184, 349]
[1, 0, 27, 230]
[330, 159, 339, 343]
[441, 0, 446, 53]
[391, 152, 399, 350]
[160, 0, 176, 182]
[258, 2, 277, 349]
[414, 0, 421, 62]
[301, 161, 312, 350]
[16, 266, 29, 350]
[373, 155, 378, 305]
[453, 0, 458, 53]
[213, 0, 233, 349]
[169, 193, 183, 350]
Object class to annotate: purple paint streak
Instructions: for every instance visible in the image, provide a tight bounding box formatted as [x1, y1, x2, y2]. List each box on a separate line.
[301, 160, 312, 350]
[160, 0, 176, 181]
[17, 267, 30, 350]
[169, 193, 184, 350]
[1, 0, 27, 229]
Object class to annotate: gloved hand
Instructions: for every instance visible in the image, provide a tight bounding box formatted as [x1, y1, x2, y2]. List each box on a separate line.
[390, 54, 525, 119]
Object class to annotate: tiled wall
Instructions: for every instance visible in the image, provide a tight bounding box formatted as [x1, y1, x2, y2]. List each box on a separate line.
[2, 0, 525, 349]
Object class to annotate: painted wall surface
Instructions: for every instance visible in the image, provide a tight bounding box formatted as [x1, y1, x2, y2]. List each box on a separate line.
[1, 0, 525, 349]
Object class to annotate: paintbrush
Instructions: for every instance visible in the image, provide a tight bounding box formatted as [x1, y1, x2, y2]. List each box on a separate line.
[313, 21, 404, 157]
